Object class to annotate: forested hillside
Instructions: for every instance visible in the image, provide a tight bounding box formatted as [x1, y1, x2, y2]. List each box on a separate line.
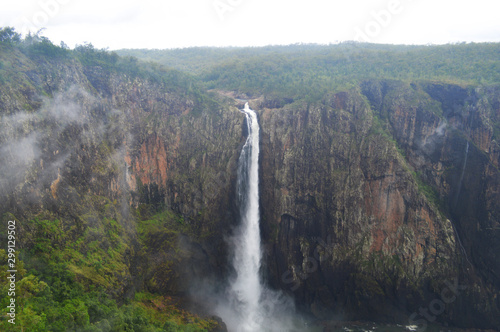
[1, 26, 500, 331]
[118, 42, 500, 100]
[0, 28, 230, 331]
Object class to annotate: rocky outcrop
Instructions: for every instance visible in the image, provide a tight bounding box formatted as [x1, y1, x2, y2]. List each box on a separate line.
[252, 82, 500, 328]
[1, 46, 499, 329]
[0, 49, 245, 300]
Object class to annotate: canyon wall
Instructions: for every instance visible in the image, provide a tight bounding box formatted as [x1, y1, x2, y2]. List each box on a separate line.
[256, 81, 500, 328]
[1, 46, 499, 329]
[0, 49, 244, 301]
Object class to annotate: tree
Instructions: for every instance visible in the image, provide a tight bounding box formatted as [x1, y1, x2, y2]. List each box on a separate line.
[0, 27, 21, 44]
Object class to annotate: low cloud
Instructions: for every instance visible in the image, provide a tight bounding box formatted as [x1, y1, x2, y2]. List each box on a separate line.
[0, 85, 98, 198]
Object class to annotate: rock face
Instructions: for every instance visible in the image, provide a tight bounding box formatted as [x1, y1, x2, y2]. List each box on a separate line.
[1, 47, 499, 329]
[255, 81, 500, 328]
[0, 48, 245, 300]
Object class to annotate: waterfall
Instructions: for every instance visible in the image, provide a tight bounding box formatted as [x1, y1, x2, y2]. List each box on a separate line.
[216, 103, 297, 332]
[455, 141, 469, 207]
[460, 141, 469, 187]
[231, 102, 263, 330]
[453, 140, 473, 268]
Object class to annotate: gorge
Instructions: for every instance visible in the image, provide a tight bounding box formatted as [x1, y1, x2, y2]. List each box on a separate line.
[214, 102, 295, 331]
[222, 103, 266, 331]
[0, 34, 499, 331]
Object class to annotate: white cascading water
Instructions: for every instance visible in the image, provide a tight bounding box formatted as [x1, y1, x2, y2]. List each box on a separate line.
[231, 102, 263, 330]
[216, 102, 297, 332]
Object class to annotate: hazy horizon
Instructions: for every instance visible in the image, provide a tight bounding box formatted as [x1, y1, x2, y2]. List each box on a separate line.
[1, 0, 499, 50]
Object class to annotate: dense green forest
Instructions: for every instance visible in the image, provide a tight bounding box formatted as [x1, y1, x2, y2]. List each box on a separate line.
[5, 25, 498, 104]
[1, 26, 500, 331]
[0, 27, 221, 332]
[118, 42, 500, 102]
[0, 27, 208, 99]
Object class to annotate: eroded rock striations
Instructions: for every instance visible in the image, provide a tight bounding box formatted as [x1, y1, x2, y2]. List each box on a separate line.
[0, 47, 245, 309]
[1, 45, 499, 329]
[256, 81, 500, 328]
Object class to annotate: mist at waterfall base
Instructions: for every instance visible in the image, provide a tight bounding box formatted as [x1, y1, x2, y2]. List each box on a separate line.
[217, 103, 299, 331]
[190, 103, 302, 331]
[186, 105, 463, 332]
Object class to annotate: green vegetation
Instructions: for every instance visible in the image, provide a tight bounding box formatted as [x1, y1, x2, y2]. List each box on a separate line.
[411, 171, 443, 212]
[0, 27, 21, 44]
[0, 205, 216, 331]
[1, 26, 500, 330]
[370, 112, 444, 213]
[0, 27, 206, 100]
[118, 42, 500, 103]
[0, 28, 228, 331]
[3, 27, 500, 105]
[73, 43, 201, 96]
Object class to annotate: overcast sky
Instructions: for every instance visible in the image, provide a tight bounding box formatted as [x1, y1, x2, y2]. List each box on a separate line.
[2, 0, 500, 50]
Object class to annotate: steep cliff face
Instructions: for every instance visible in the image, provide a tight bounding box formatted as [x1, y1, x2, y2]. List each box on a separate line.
[119, 94, 245, 292]
[362, 81, 500, 327]
[0, 46, 244, 307]
[363, 81, 500, 282]
[255, 82, 500, 328]
[1, 42, 499, 330]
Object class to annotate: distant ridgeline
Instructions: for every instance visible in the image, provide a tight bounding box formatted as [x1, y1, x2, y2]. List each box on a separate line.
[1, 26, 500, 331]
[117, 42, 500, 100]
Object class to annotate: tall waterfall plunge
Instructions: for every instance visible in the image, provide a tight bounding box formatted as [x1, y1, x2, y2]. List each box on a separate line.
[215, 103, 297, 332]
[232, 102, 263, 330]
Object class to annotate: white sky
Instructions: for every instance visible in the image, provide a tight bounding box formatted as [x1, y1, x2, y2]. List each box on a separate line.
[1, 0, 499, 49]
